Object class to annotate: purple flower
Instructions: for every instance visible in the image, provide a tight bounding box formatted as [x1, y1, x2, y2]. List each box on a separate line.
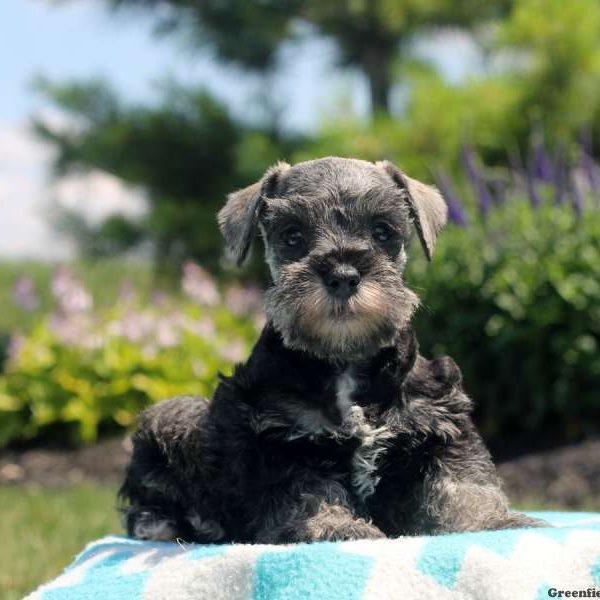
[110, 313, 154, 343]
[551, 150, 571, 206]
[183, 317, 216, 340]
[508, 145, 525, 175]
[150, 290, 169, 306]
[489, 178, 509, 206]
[461, 146, 493, 216]
[224, 285, 263, 315]
[529, 130, 555, 184]
[118, 280, 137, 304]
[49, 313, 91, 346]
[155, 317, 180, 348]
[434, 169, 468, 226]
[507, 146, 528, 194]
[7, 333, 24, 363]
[570, 171, 585, 216]
[220, 339, 246, 363]
[580, 152, 600, 198]
[253, 313, 266, 332]
[12, 275, 39, 311]
[526, 169, 541, 208]
[182, 262, 220, 306]
[51, 267, 93, 314]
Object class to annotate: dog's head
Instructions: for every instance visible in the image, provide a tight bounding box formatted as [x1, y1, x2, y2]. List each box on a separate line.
[218, 157, 447, 360]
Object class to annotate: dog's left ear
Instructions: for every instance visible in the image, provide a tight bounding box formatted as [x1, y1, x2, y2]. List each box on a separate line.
[218, 161, 290, 266]
[375, 160, 448, 261]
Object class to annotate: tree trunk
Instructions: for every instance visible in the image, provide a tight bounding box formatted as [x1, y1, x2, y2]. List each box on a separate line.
[363, 46, 393, 116]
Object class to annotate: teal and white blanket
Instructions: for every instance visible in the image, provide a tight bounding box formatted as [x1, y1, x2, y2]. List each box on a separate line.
[27, 512, 600, 600]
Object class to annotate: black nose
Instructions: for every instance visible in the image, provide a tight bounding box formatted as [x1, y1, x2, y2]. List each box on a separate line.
[323, 265, 360, 299]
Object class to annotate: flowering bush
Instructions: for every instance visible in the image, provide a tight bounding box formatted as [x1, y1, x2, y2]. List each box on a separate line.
[0, 264, 261, 446]
[411, 200, 600, 442]
[1, 131, 599, 447]
[410, 137, 600, 443]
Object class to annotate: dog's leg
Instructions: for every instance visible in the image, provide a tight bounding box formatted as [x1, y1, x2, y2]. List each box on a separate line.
[254, 480, 386, 543]
[301, 502, 386, 542]
[422, 472, 548, 533]
[257, 502, 385, 543]
[122, 506, 182, 541]
[119, 396, 217, 542]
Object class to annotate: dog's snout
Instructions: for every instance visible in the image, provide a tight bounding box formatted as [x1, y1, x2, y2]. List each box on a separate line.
[323, 265, 360, 299]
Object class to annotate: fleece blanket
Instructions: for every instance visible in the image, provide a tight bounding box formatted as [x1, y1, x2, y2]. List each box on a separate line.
[26, 512, 600, 600]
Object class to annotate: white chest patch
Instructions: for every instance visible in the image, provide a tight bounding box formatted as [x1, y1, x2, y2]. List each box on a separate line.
[350, 410, 393, 502]
[266, 370, 393, 501]
[335, 369, 393, 502]
[335, 369, 357, 417]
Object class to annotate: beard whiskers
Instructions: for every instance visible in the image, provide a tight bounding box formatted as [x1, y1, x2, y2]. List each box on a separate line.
[264, 259, 420, 360]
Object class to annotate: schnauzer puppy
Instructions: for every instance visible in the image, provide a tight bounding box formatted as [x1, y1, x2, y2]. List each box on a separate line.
[120, 157, 543, 543]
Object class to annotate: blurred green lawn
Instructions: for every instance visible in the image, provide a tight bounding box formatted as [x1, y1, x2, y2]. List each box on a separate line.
[2, 484, 600, 600]
[0, 485, 120, 600]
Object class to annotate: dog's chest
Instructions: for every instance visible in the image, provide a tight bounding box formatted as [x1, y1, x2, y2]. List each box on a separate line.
[334, 370, 392, 502]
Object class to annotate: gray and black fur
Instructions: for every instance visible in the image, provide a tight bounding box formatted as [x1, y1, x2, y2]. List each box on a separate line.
[120, 157, 543, 543]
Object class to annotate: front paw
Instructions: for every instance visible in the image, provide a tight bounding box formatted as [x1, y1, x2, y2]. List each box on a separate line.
[312, 520, 386, 542]
[306, 506, 386, 541]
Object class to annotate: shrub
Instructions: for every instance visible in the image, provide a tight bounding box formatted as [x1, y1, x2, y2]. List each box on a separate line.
[0, 333, 9, 374]
[0, 264, 261, 447]
[410, 191, 600, 443]
[1, 136, 599, 447]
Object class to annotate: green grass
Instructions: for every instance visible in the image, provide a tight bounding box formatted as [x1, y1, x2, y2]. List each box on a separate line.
[0, 484, 121, 600]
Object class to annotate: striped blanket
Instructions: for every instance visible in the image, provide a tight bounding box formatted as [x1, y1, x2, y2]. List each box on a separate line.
[26, 512, 600, 600]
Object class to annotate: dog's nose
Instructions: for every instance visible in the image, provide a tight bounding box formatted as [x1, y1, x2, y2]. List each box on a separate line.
[323, 265, 360, 299]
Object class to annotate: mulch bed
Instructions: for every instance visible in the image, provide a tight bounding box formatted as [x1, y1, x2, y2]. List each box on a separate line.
[1, 437, 598, 509]
[497, 439, 600, 508]
[0, 438, 131, 487]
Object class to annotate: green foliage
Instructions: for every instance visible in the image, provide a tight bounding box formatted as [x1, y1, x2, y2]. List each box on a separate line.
[408, 199, 600, 441]
[0, 294, 258, 447]
[34, 78, 301, 272]
[39, 0, 600, 270]
[104, 0, 509, 112]
[498, 0, 600, 140]
[2, 189, 598, 448]
[297, 68, 525, 176]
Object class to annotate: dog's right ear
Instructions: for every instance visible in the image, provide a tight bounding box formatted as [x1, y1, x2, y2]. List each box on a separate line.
[375, 160, 447, 261]
[217, 162, 290, 266]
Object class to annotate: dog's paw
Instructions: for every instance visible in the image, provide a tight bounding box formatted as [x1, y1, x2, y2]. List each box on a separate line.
[317, 521, 387, 542]
[305, 506, 386, 541]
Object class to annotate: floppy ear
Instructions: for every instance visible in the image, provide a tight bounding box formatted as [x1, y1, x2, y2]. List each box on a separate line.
[217, 161, 290, 266]
[375, 160, 448, 261]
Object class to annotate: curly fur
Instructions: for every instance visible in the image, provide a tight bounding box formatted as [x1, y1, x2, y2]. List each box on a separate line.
[120, 157, 545, 543]
[120, 326, 543, 543]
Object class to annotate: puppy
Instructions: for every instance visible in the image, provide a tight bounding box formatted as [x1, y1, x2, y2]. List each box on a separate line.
[120, 157, 543, 543]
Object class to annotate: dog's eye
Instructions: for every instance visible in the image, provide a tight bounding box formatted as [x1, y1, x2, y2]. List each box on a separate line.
[281, 227, 304, 248]
[372, 222, 394, 243]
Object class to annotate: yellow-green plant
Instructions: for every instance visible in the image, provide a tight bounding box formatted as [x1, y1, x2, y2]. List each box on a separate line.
[0, 265, 261, 447]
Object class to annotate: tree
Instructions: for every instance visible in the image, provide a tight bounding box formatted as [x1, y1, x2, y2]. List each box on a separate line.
[499, 0, 600, 142]
[34, 78, 302, 272]
[38, 0, 600, 272]
[99, 0, 512, 115]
